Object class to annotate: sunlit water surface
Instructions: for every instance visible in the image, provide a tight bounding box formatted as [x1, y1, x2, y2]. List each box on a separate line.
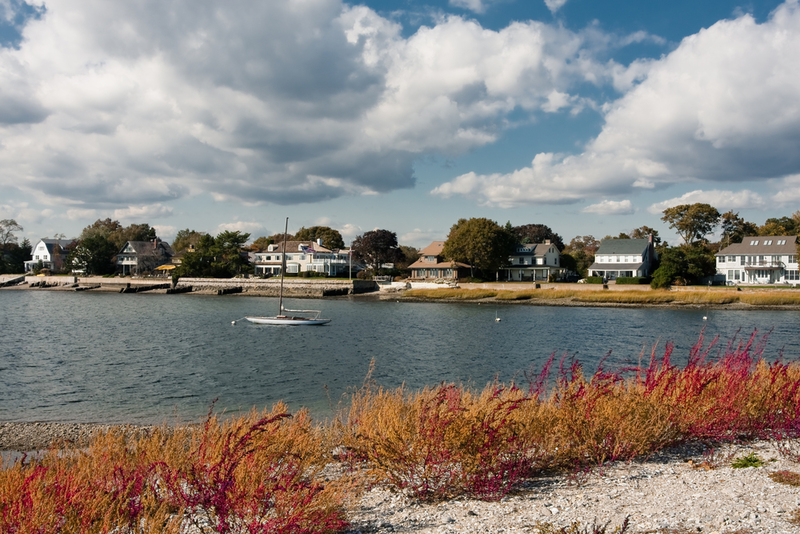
[2, 290, 799, 424]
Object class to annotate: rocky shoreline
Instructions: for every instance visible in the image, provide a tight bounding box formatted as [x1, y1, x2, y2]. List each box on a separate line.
[3, 422, 799, 533]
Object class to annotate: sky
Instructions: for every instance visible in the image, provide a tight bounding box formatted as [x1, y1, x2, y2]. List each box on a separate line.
[1, 0, 798, 249]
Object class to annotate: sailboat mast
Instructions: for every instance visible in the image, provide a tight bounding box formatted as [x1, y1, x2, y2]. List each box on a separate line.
[278, 217, 288, 315]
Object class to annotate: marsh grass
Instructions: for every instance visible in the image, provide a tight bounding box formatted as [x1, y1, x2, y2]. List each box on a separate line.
[769, 470, 800, 486]
[404, 287, 800, 306]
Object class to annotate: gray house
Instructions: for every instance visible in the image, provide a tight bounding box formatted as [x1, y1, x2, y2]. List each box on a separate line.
[116, 239, 174, 276]
[588, 236, 658, 280]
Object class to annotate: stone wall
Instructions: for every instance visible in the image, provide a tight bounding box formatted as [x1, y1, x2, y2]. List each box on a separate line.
[176, 278, 377, 296]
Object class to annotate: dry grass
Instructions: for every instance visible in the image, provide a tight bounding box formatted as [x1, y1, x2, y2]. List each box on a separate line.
[769, 470, 800, 486]
[405, 287, 800, 306]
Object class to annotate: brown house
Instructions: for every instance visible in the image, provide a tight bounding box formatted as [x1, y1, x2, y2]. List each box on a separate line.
[408, 241, 471, 280]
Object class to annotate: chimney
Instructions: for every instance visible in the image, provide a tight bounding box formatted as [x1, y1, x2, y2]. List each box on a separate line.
[648, 234, 653, 244]
[317, 238, 323, 246]
[544, 239, 551, 245]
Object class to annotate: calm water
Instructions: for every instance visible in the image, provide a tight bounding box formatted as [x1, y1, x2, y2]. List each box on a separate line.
[2, 290, 799, 424]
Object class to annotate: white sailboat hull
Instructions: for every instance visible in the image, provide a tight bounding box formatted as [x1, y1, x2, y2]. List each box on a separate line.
[244, 315, 331, 326]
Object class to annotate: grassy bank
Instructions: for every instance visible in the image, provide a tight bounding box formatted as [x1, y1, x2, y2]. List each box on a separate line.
[3, 332, 800, 532]
[403, 287, 800, 306]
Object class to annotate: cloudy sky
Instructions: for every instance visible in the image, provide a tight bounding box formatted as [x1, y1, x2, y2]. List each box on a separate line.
[1, 0, 798, 248]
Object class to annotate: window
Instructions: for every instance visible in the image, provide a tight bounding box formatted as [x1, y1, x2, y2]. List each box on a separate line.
[778, 240, 786, 245]
[764, 240, 773, 245]
[616, 256, 620, 262]
[740, 256, 745, 265]
[787, 270, 799, 281]
[790, 255, 797, 264]
[751, 240, 759, 245]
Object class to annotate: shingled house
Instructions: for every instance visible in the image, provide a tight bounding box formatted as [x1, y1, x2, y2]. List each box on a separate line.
[408, 241, 471, 280]
[116, 239, 174, 276]
[715, 236, 799, 285]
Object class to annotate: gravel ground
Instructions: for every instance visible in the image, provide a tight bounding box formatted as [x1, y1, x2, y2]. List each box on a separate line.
[3, 424, 799, 533]
[346, 441, 800, 534]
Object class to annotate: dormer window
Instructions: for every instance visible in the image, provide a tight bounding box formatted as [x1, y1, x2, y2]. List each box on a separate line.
[764, 240, 772, 245]
[778, 240, 786, 245]
[751, 240, 758, 245]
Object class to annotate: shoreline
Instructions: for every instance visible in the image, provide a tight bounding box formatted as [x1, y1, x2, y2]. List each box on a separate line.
[5, 279, 800, 310]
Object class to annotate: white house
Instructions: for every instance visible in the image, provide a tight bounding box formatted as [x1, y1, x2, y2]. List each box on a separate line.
[716, 236, 799, 285]
[499, 240, 562, 281]
[253, 240, 356, 277]
[588, 236, 658, 280]
[24, 238, 75, 273]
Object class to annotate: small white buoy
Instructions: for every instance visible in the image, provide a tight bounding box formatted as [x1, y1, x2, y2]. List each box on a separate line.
[495, 317, 501, 322]
[232, 320, 236, 325]
[703, 316, 707, 321]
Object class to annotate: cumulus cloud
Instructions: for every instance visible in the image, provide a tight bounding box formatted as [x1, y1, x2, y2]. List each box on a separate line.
[434, 2, 800, 206]
[647, 189, 767, 214]
[113, 204, 173, 221]
[544, 0, 568, 14]
[582, 199, 634, 215]
[0, 0, 620, 213]
[216, 221, 266, 234]
[400, 228, 445, 248]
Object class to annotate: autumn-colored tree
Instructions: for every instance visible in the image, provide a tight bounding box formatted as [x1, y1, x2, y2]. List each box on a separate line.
[442, 218, 515, 278]
[629, 226, 662, 246]
[719, 211, 758, 247]
[172, 229, 206, 252]
[758, 216, 798, 237]
[294, 226, 345, 250]
[248, 236, 273, 251]
[661, 203, 720, 245]
[395, 245, 420, 270]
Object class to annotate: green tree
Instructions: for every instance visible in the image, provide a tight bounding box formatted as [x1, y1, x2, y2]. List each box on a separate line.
[442, 218, 515, 278]
[563, 235, 600, 278]
[68, 234, 118, 275]
[512, 224, 564, 250]
[175, 231, 251, 278]
[650, 247, 688, 289]
[720, 211, 758, 247]
[294, 226, 345, 250]
[172, 229, 206, 252]
[758, 216, 797, 237]
[649, 244, 716, 288]
[629, 226, 662, 246]
[661, 203, 721, 245]
[352, 229, 402, 272]
[395, 245, 420, 271]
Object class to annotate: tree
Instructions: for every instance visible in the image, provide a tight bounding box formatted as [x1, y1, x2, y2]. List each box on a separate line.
[175, 231, 251, 278]
[442, 218, 515, 278]
[294, 226, 345, 250]
[512, 224, 564, 250]
[268, 231, 294, 243]
[172, 229, 206, 252]
[661, 203, 720, 245]
[395, 245, 420, 271]
[0, 238, 31, 274]
[68, 234, 118, 275]
[248, 236, 273, 252]
[720, 211, 758, 247]
[649, 243, 715, 289]
[351, 229, 402, 272]
[563, 235, 600, 278]
[629, 226, 662, 246]
[758, 216, 798, 237]
[0, 219, 23, 247]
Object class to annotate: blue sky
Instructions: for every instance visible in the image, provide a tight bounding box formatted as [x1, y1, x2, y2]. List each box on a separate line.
[1, 0, 798, 249]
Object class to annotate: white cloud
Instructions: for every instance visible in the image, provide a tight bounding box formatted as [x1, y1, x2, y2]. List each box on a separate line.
[647, 189, 766, 214]
[771, 174, 800, 204]
[338, 223, 363, 244]
[216, 221, 266, 234]
[113, 204, 173, 220]
[582, 199, 634, 215]
[153, 225, 177, 242]
[434, 2, 800, 206]
[0, 0, 619, 213]
[399, 228, 444, 248]
[544, 0, 568, 14]
[449, 0, 490, 14]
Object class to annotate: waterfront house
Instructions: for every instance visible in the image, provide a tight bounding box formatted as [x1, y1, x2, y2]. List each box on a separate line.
[588, 236, 658, 280]
[715, 236, 799, 285]
[253, 240, 358, 277]
[408, 241, 471, 280]
[499, 240, 562, 282]
[116, 239, 174, 276]
[24, 238, 75, 273]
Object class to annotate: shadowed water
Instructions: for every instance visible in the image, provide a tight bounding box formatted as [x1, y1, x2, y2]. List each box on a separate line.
[1, 290, 799, 424]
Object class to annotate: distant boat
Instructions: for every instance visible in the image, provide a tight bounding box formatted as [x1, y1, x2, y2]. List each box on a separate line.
[244, 217, 331, 326]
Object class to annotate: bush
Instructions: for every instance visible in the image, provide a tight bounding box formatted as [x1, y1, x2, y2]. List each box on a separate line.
[585, 276, 604, 284]
[616, 277, 650, 285]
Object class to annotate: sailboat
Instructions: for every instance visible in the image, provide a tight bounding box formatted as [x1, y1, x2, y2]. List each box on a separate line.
[244, 217, 331, 326]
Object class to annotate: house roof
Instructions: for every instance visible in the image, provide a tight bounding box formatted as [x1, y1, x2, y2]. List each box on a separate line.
[512, 243, 557, 256]
[588, 262, 645, 271]
[38, 239, 75, 255]
[717, 236, 798, 256]
[408, 259, 470, 269]
[595, 238, 650, 255]
[261, 241, 334, 253]
[120, 240, 174, 257]
[419, 241, 445, 256]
